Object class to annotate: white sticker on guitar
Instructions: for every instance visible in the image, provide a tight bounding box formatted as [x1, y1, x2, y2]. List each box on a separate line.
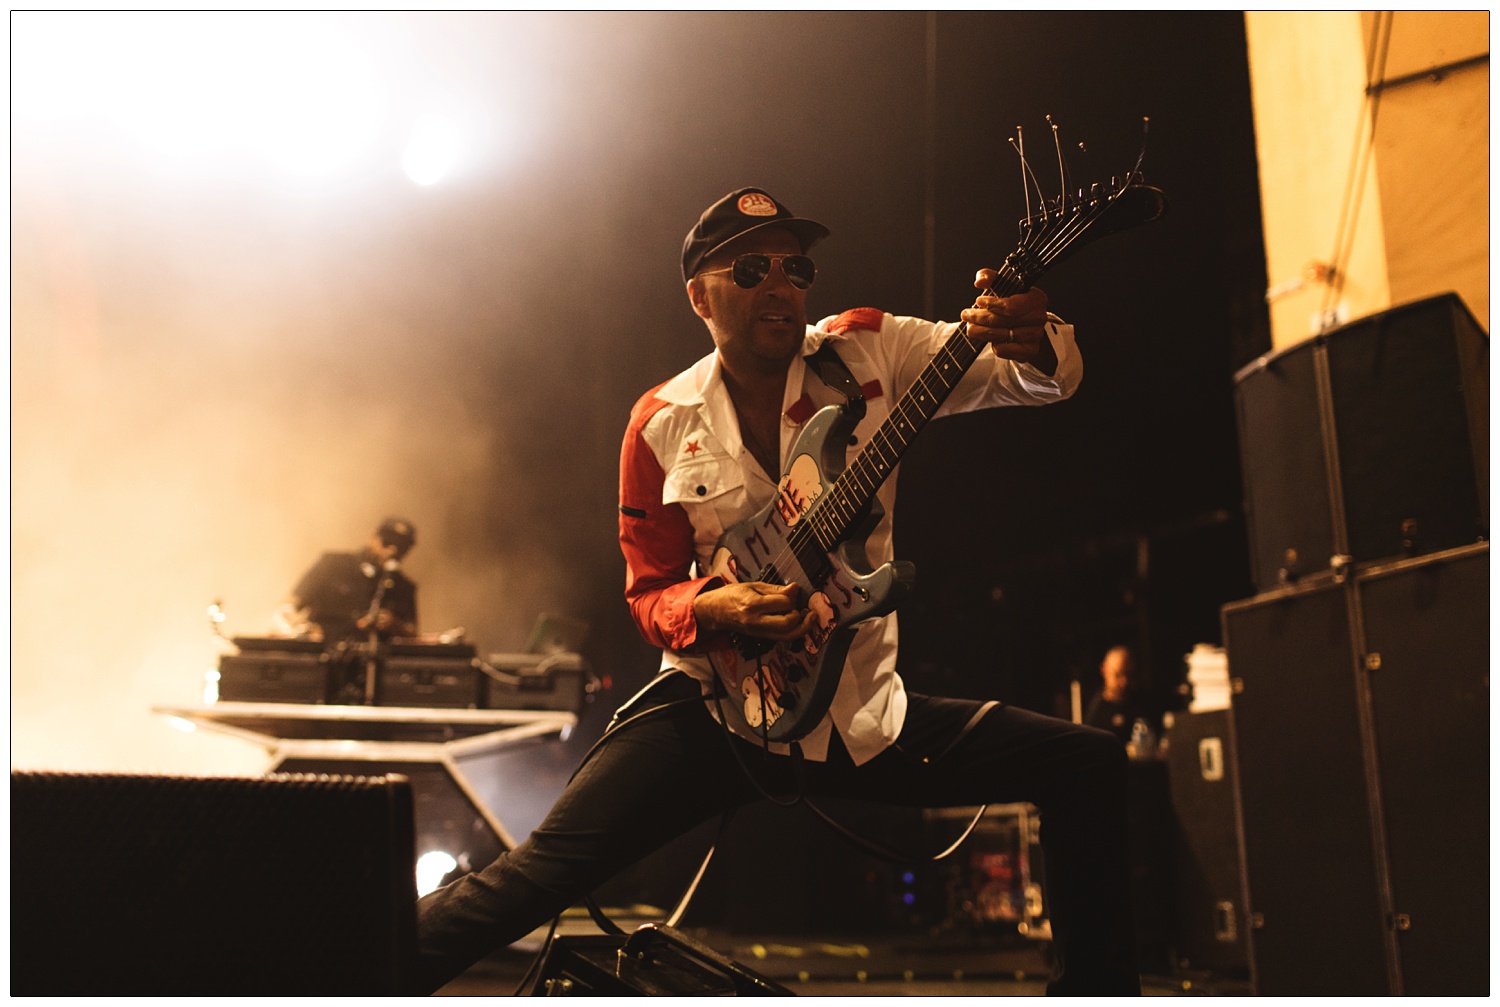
[773, 454, 823, 528]
[741, 672, 783, 729]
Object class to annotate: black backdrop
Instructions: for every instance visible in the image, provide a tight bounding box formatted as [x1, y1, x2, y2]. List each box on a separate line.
[461, 10, 1270, 925]
[524, 10, 1269, 733]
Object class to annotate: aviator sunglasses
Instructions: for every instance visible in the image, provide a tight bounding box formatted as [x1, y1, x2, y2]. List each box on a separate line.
[699, 253, 817, 291]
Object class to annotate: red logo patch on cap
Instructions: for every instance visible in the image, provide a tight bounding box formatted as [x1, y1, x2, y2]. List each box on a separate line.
[737, 193, 778, 217]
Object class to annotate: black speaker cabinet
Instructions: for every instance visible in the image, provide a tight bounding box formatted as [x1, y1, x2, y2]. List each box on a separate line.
[1356, 546, 1488, 996]
[275, 756, 508, 882]
[1222, 542, 1488, 995]
[1234, 335, 1334, 589]
[1222, 578, 1389, 995]
[1164, 707, 1249, 977]
[529, 924, 792, 996]
[10, 772, 418, 995]
[1234, 293, 1487, 593]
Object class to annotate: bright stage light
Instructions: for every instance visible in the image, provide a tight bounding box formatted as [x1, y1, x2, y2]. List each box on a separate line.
[401, 116, 465, 187]
[202, 669, 221, 705]
[11, 14, 117, 123]
[236, 26, 387, 179]
[416, 850, 459, 896]
[13, 13, 386, 180]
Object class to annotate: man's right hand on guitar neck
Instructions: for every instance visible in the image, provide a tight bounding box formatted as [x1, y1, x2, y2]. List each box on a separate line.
[963, 277, 1058, 376]
[694, 581, 817, 640]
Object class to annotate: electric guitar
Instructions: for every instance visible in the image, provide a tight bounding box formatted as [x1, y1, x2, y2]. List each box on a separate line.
[705, 168, 1168, 744]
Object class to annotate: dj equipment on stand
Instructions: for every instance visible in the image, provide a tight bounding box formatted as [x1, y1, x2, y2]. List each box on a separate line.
[382, 642, 487, 709]
[483, 651, 593, 712]
[217, 636, 332, 704]
[168, 627, 594, 889]
[212, 635, 595, 715]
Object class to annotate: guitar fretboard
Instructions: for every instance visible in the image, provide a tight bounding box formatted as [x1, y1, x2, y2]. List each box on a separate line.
[804, 261, 1029, 553]
[785, 180, 1164, 561]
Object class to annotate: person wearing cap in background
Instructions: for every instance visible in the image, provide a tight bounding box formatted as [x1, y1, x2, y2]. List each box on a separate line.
[413, 189, 1138, 994]
[278, 517, 419, 644]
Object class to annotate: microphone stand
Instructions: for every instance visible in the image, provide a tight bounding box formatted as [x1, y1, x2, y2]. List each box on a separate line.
[362, 563, 396, 705]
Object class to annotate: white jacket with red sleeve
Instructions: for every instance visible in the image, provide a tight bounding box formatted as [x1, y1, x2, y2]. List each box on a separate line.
[617, 307, 1081, 765]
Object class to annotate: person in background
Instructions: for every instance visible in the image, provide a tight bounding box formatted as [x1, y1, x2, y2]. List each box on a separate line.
[1084, 644, 1148, 746]
[278, 517, 419, 643]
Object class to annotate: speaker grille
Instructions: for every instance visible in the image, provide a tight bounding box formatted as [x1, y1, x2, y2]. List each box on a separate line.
[11, 771, 417, 995]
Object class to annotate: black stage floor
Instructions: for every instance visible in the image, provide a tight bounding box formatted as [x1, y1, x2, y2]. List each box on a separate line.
[433, 912, 1251, 996]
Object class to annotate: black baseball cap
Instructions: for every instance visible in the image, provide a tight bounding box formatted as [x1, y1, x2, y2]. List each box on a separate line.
[681, 187, 830, 282]
[376, 517, 416, 555]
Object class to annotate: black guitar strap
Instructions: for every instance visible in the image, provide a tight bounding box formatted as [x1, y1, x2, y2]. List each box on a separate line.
[805, 342, 867, 422]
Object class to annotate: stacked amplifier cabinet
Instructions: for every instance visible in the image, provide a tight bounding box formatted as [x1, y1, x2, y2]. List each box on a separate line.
[1224, 294, 1488, 996]
[1233, 293, 1486, 590]
[1223, 545, 1487, 995]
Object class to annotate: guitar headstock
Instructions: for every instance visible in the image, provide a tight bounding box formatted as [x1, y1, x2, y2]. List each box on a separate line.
[996, 118, 1169, 291]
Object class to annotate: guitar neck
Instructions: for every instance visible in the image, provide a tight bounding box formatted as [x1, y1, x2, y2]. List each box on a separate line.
[803, 178, 1166, 551]
[810, 261, 1033, 548]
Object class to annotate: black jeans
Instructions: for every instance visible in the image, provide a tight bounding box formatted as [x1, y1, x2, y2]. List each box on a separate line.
[413, 672, 1139, 994]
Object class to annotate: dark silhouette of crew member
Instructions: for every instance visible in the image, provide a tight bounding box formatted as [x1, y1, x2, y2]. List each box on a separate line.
[283, 517, 419, 643]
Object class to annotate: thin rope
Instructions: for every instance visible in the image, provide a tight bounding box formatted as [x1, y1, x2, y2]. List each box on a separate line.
[1321, 11, 1394, 328]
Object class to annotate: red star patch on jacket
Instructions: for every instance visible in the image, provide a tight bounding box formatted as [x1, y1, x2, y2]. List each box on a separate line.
[684, 440, 702, 457]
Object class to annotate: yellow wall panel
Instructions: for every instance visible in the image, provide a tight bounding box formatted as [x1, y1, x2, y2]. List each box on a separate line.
[1248, 10, 1489, 347]
[1373, 61, 1489, 329]
[1372, 9, 1488, 78]
[1246, 11, 1391, 349]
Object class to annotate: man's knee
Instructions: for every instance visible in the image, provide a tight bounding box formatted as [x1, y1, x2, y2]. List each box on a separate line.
[1075, 722, 1129, 782]
[1035, 721, 1127, 802]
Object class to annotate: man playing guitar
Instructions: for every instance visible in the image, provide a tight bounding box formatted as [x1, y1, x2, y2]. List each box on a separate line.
[413, 187, 1140, 995]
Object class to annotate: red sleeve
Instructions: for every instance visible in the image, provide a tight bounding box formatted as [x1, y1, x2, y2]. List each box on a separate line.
[618, 388, 720, 650]
[827, 307, 885, 335]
